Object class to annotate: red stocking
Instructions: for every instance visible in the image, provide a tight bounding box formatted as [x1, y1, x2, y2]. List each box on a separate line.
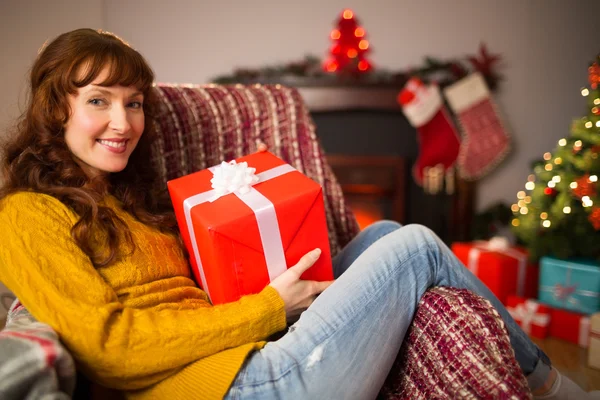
[398, 78, 461, 194]
[444, 73, 511, 180]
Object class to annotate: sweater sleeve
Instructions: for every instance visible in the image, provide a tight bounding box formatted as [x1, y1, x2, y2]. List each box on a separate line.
[0, 192, 287, 390]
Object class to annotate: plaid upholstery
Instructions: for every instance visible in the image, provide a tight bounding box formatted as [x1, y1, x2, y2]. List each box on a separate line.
[150, 83, 360, 256]
[380, 287, 531, 399]
[0, 300, 75, 399]
[0, 83, 528, 399]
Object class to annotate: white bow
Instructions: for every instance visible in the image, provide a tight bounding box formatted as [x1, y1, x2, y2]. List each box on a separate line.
[209, 160, 259, 202]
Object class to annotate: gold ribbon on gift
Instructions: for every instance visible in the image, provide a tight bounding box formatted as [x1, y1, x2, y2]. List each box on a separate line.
[467, 236, 528, 296]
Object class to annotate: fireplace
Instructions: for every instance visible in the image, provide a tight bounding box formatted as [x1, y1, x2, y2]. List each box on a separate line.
[297, 85, 476, 243]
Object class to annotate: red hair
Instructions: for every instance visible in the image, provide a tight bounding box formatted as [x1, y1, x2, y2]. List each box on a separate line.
[1, 28, 179, 267]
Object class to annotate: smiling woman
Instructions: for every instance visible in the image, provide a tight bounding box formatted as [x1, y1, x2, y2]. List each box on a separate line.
[64, 72, 146, 178]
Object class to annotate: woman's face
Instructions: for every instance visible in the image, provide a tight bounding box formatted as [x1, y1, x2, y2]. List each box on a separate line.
[63, 65, 145, 178]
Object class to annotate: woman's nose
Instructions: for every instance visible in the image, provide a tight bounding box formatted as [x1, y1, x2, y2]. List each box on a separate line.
[109, 105, 131, 134]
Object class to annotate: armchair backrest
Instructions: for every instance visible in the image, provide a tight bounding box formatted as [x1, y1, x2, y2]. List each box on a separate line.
[149, 83, 360, 255]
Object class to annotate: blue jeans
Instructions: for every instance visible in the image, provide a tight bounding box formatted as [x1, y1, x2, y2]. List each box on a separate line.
[224, 221, 551, 399]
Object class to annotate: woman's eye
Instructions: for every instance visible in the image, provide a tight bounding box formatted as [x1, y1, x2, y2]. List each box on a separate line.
[88, 98, 105, 106]
[128, 101, 143, 109]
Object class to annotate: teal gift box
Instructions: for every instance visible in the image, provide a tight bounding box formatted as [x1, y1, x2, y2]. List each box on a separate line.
[539, 256, 600, 315]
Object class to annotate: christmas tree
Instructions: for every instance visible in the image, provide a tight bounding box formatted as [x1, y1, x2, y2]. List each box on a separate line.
[323, 9, 372, 75]
[512, 55, 600, 261]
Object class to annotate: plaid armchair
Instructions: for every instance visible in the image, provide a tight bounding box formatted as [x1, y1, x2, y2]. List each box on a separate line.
[0, 83, 531, 399]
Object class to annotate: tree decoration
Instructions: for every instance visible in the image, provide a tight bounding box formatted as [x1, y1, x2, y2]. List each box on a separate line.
[512, 54, 600, 261]
[590, 207, 600, 230]
[323, 9, 373, 75]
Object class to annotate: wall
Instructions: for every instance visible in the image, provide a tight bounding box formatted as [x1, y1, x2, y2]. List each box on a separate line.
[1, 0, 600, 213]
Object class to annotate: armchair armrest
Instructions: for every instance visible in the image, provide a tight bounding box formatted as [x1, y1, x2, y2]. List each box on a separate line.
[0, 300, 76, 400]
[379, 287, 531, 399]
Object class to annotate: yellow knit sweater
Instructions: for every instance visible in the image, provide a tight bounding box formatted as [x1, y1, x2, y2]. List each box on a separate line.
[0, 192, 287, 399]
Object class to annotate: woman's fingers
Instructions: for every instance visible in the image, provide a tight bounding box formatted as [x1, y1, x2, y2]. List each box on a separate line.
[289, 248, 321, 276]
[257, 142, 268, 152]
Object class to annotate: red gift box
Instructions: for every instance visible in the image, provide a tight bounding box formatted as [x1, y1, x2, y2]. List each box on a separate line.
[451, 239, 539, 305]
[549, 308, 590, 348]
[168, 151, 333, 305]
[506, 296, 551, 339]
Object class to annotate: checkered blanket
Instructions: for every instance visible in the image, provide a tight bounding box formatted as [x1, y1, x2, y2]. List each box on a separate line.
[0, 300, 75, 399]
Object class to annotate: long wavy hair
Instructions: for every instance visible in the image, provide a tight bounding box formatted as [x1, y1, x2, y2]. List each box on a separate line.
[0, 28, 179, 267]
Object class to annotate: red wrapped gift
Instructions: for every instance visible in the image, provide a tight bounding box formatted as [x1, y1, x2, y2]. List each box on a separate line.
[451, 239, 539, 304]
[549, 308, 590, 348]
[506, 296, 551, 339]
[168, 151, 333, 305]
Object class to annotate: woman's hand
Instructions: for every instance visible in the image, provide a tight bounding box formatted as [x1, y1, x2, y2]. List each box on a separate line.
[268, 249, 334, 321]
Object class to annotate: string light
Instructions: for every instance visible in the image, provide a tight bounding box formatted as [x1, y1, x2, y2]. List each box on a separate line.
[558, 138, 567, 146]
[582, 88, 590, 96]
[518, 200, 526, 207]
[358, 40, 369, 50]
[545, 164, 553, 171]
[582, 196, 594, 207]
[554, 157, 562, 164]
[330, 29, 341, 40]
[517, 191, 526, 199]
[524, 196, 532, 204]
[595, 98, 600, 105]
[563, 206, 572, 214]
[354, 27, 365, 37]
[512, 218, 520, 227]
[590, 175, 598, 182]
[520, 207, 529, 215]
[525, 181, 535, 190]
[527, 174, 536, 182]
[586, 121, 593, 128]
[552, 175, 561, 183]
[540, 212, 548, 220]
[511, 204, 520, 212]
[347, 49, 358, 58]
[593, 107, 599, 114]
[596, 121, 600, 128]
[570, 182, 578, 189]
[575, 140, 583, 147]
[343, 9, 354, 19]
[543, 152, 552, 161]
[548, 181, 556, 188]
[542, 220, 552, 228]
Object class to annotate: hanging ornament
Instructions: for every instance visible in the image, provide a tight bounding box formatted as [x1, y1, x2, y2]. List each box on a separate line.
[544, 187, 557, 196]
[572, 174, 597, 199]
[589, 62, 600, 90]
[589, 207, 600, 230]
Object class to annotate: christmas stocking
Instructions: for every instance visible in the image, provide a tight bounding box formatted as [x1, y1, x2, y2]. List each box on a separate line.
[443, 72, 511, 180]
[398, 78, 461, 194]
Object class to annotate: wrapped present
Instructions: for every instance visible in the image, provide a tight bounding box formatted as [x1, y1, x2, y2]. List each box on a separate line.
[168, 151, 334, 305]
[451, 238, 539, 304]
[539, 256, 600, 315]
[589, 313, 600, 370]
[548, 308, 590, 348]
[506, 296, 551, 339]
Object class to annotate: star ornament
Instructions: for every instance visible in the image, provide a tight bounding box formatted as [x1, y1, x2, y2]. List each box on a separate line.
[468, 43, 502, 77]
[589, 62, 600, 89]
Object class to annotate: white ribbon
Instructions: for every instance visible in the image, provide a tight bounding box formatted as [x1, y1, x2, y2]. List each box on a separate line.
[507, 300, 550, 335]
[183, 162, 296, 299]
[580, 317, 590, 347]
[467, 237, 528, 296]
[209, 160, 260, 202]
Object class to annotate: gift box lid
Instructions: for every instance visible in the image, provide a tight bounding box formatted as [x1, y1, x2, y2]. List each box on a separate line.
[541, 256, 600, 272]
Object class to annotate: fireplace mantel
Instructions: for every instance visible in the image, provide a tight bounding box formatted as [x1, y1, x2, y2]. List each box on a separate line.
[295, 85, 402, 112]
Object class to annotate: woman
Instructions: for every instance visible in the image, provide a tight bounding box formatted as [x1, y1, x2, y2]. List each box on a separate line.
[0, 29, 593, 400]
